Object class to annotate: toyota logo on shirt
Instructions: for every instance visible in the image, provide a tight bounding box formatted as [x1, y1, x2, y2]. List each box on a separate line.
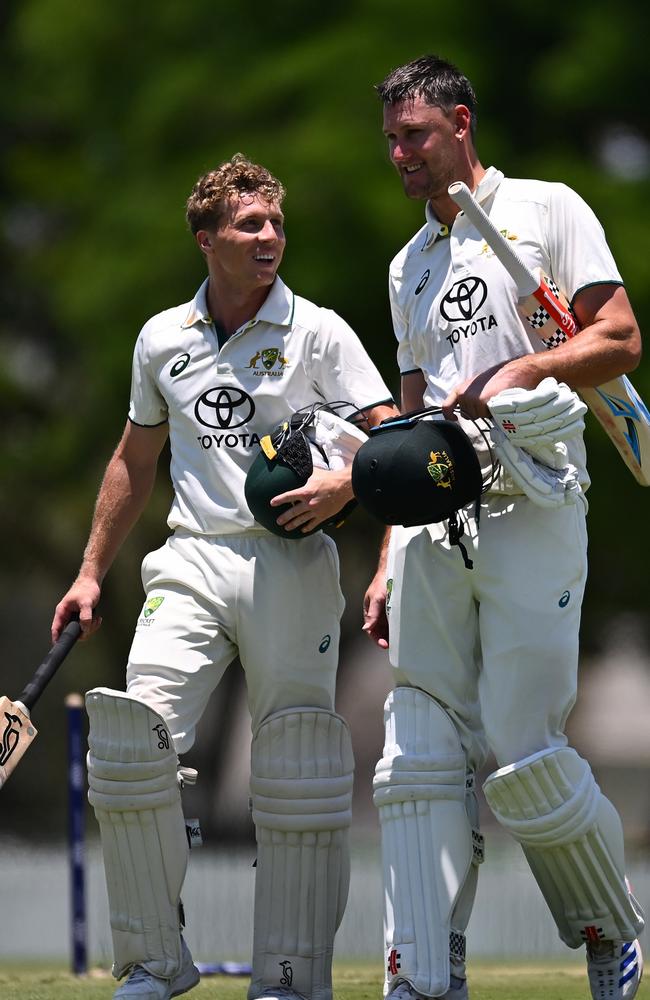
[194, 387, 256, 428]
[439, 276, 487, 321]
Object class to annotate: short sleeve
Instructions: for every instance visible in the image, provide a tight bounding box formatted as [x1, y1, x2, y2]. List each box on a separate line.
[308, 309, 393, 411]
[389, 271, 417, 374]
[547, 184, 623, 303]
[128, 328, 168, 426]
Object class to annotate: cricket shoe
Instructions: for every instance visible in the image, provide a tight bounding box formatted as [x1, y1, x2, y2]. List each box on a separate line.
[113, 937, 200, 999]
[387, 976, 468, 1000]
[586, 939, 643, 1000]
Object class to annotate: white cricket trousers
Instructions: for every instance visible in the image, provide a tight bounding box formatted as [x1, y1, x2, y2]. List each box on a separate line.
[125, 528, 345, 753]
[386, 494, 589, 771]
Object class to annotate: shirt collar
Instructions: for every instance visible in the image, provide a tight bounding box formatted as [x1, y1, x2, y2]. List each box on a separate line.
[254, 275, 295, 327]
[422, 165, 505, 249]
[181, 275, 295, 331]
[181, 278, 211, 329]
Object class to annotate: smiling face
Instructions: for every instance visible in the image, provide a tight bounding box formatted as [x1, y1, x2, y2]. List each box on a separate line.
[198, 193, 286, 293]
[383, 94, 470, 202]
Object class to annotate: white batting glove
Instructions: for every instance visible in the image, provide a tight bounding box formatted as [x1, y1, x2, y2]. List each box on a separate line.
[490, 423, 583, 508]
[488, 377, 587, 450]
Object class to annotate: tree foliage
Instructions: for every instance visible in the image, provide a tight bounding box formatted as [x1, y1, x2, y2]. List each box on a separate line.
[1, 0, 649, 834]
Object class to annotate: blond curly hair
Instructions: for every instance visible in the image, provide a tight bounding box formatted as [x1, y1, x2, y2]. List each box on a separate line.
[186, 153, 286, 234]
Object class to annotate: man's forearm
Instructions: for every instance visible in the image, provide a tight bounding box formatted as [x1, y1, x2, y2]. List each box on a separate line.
[78, 453, 157, 584]
[375, 525, 391, 576]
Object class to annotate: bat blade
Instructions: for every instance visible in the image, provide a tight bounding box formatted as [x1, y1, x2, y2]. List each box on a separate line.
[448, 180, 650, 485]
[0, 617, 82, 789]
[518, 282, 650, 485]
[0, 698, 38, 788]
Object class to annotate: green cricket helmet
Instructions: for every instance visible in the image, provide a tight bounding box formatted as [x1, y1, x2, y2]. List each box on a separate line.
[245, 402, 367, 539]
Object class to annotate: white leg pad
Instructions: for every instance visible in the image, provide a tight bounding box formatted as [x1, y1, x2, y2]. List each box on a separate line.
[248, 708, 354, 1000]
[86, 687, 188, 980]
[483, 747, 645, 947]
[373, 687, 482, 998]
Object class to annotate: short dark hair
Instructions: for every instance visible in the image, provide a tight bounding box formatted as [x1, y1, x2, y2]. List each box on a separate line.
[375, 55, 478, 136]
[186, 153, 285, 234]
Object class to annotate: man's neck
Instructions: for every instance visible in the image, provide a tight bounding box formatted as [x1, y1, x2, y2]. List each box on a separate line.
[205, 274, 273, 338]
[428, 160, 487, 228]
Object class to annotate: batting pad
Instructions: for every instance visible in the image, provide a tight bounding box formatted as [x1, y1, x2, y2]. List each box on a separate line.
[86, 687, 188, 980]
[373, 687, 480, 997]
[248, 708, 354, 1000]
[483, 747, 645, 947]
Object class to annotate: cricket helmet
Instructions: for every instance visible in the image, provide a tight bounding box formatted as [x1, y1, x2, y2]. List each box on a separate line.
[245, 402, 367, 539]
[351, 412, 483, 526]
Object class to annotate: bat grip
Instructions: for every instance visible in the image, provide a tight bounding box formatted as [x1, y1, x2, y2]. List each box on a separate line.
[19, 616, 82, 712]
[448, 180, 538, 295]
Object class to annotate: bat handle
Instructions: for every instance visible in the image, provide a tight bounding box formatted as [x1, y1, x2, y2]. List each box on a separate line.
[448, 180, 538, 295]
[18, 616, 82, 713]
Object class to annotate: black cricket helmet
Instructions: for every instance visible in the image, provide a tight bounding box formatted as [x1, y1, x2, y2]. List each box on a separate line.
[245, 402, 368, 539]
[351, 409, 486, 527]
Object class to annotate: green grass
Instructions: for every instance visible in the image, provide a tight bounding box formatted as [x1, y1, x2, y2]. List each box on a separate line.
[0, 961, 646, 1000]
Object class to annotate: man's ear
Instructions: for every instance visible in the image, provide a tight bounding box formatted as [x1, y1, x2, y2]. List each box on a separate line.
[454, 104, 471, 139]
[196, 229, 213, 255]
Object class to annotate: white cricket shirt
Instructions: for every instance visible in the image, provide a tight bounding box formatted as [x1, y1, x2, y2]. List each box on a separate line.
[390, 166, 624, 488]
[129, 276, 392, 534]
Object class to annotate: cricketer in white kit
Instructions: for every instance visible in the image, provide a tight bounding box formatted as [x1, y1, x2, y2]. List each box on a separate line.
[52, 154, 396, 1000]
[363, 56, 645, 1000]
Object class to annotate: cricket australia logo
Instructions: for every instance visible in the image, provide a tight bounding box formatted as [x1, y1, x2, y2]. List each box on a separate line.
[279, 960, 293, 987]
[247, 347, 290, 377]
[386, 578, 393, 617]
[480, 230, 518, 256]
[138, 596, 165, 629]
[143, 597, 164, 618]
[0, 711, 22, 765]
[427, 450, 454, 489]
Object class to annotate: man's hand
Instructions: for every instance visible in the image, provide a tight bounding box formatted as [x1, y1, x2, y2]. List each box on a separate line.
[362, 573, 389, 650]
[52, 576, 103, 643]
[270, 467, 354, 534]
[442, 357, 541, 420]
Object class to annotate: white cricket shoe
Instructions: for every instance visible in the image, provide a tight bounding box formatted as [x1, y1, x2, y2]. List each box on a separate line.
[387, 976, 468, 1000]
[113, 938, 200, 1000]
[586, 939, 643, 1000]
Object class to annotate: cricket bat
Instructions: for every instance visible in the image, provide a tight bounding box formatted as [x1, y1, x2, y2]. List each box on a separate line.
[0, 616, 82, 788]
[448, 180, 650, 486]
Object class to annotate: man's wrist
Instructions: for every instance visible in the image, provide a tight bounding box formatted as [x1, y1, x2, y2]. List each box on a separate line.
[76, 564, 104, 587]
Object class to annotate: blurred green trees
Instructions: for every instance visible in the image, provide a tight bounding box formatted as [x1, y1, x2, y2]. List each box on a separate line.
[2, 0, 649, 834]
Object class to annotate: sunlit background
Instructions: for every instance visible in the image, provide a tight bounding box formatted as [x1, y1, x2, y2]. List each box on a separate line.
[1, 0, 649, 968]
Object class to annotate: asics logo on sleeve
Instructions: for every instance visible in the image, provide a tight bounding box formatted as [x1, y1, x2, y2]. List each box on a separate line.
[414, 269, 430, 295]
[170, 353, 191, 377]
